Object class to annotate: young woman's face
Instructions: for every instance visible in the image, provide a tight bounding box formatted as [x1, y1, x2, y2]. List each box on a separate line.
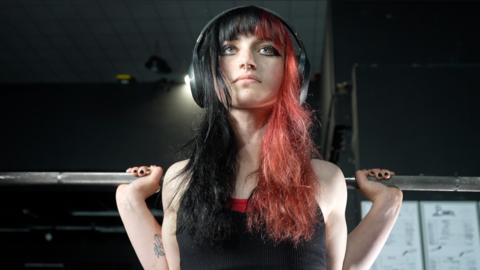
[219, 34, 284, 109]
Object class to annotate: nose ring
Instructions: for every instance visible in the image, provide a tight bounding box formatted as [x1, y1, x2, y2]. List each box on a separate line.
[242, 64, 254, 70]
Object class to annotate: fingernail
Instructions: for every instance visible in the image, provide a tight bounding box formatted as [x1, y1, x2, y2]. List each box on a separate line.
[378, 173, 383, 177]
[385, 172, 389, 176]
[139, 170, 144, 174]
[133, 170, 137, 173]
[146, 168, 151, 172]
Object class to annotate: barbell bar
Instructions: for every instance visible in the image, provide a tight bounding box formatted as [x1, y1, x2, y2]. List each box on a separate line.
[0, 172, 479, 192]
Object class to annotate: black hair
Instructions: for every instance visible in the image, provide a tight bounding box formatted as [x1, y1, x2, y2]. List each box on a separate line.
[174, 6, 268, 246]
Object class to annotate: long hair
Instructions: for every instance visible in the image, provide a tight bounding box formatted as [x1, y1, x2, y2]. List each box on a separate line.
[175, 6, 320, 246]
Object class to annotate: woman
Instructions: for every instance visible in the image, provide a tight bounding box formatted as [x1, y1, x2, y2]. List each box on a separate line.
[117, 6, 402, 270]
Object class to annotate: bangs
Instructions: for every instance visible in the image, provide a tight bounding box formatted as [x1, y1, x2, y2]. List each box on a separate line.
[217, 6, 287, 48]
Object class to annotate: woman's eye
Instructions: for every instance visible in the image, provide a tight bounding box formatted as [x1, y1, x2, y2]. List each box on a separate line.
[222, 46, 236, 55]
[260, 45, 280, 56]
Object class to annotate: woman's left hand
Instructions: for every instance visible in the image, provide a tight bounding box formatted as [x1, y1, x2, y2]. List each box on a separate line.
[344, 169, 403, 269]
[355, 168, 401, 203]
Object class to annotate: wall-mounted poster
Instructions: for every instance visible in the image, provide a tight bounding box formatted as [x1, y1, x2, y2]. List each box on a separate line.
[361, 201, 424, 270]
[420, 201, 480, 270]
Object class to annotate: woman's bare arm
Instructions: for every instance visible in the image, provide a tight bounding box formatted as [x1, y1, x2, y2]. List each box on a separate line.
[343, 169, 403, 270]
[116, 162, 187, 270]
[312, 160, 348, 270]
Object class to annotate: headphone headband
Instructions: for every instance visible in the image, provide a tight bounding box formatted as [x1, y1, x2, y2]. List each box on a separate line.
[189, 6, 311, 108]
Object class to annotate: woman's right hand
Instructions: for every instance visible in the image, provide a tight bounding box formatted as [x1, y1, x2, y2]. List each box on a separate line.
[117, 165, 164, 201]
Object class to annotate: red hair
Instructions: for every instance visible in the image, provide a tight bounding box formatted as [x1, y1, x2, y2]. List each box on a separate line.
[248, 10, 321, 243]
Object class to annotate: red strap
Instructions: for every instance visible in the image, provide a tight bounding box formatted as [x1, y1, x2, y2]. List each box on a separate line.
[227, 198, 249, 213]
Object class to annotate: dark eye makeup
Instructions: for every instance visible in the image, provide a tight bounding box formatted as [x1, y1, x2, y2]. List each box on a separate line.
[220, 45, 236, 56]
[259, 45, 281, 56]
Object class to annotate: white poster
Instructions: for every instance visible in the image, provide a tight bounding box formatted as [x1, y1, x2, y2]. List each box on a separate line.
[361, 201, 424, 270]
[420, 201, 480, 270]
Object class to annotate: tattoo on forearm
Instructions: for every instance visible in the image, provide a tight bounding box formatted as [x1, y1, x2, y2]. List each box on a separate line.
[154, 234, 165, 258]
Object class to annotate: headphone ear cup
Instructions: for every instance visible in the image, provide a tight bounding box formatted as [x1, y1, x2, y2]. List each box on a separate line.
[189, 61, 204, 108]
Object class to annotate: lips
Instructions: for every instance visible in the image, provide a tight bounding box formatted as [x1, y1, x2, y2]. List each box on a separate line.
[233, 74, 261, 83]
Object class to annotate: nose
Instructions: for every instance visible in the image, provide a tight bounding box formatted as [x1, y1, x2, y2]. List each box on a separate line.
[238, 51, 257, 71]
[240, 63, 256, 71]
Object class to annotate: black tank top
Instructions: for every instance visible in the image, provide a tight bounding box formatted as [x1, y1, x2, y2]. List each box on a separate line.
[176, 201, 327, 270]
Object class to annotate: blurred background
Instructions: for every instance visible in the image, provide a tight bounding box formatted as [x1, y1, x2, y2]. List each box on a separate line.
[1, 1, 479, 269]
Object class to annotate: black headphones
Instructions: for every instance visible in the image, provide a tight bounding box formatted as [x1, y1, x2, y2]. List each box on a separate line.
[188, 6, 311, 108]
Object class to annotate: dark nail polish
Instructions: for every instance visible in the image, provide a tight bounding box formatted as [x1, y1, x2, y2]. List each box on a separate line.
[378, 173, 383, 177]
[385, 172, 389, 176]
[139, 170, 144, 174]
[146, 169, 151, 172]
[133, 170, 137, 173]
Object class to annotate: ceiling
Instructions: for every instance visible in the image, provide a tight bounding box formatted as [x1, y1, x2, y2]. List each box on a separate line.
[0, 0, 327, 84]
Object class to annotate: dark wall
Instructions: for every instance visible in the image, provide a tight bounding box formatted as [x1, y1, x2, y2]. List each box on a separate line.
[356, 66, 480, 176]
[332, 1, 480, 176]
[1, 82, 201, 172]
[332, 1, 480, 83]
[1, 82, 200, 268]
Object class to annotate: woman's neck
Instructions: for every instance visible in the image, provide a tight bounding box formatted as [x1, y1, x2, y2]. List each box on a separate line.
[229, 107, 271, 166]
[229, 107, 272, 198]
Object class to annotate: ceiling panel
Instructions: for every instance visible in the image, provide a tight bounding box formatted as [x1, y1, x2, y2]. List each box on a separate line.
[77, 73, 102, 82]
[2, 4, 33, 21]
[48, 2, 82, 21]
[62, 20, 91, 35]
[4, 35, 30, 49]
[163, 19, 190, 34]
[105, 48, 132, 62]
[25, 36, 52, 49]
[70, 35, 98, 48]
[86, 20, 114, 35]
[0, 23, 16, 36]
[8, 62, 31, 73]
[136, 19, 165, 35]
[111, 20, 139, 35]
[99, 2, 132, 20]
[22, 3, 55, 21]
[262, 1, 290, 18]
[153, 2, 183, 19]
[37, 21, 66, 35]
[291, 1, 319, 16]
[49, 36, 76, 49]
[82, 49, 110, 62]
[125, 2, 158, 20]
[73, 2, 104, 20]
[48, 61, 71, 72]
[0, 50, 17, 62]
[180, 2, 211, 19]
[15, 49, 42, 63]
[0, 0, 327, 84]
[121, 35, 148, 49]
[96, 35, 123, 48]
[13, 22, 42, 36]
[37, 50, 63, 62]
[58, 49, 85, 61]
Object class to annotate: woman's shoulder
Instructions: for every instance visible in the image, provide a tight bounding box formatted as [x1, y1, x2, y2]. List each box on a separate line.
[165, 159, 189, 177]
[310, 159, 347, 218]
[162, 159, 190, 208]
[164, 159, 189, 187]
[310, 159, 345, 185]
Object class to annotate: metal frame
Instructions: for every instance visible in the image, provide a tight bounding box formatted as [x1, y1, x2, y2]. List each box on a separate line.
[1, 172, 479, 192]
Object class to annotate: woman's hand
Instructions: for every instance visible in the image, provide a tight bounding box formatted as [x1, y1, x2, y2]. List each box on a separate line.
[355, 168, 400, 203]
[117, 165, 164, 201]
[343, 169, 403, 270]
[116, 165, 170, 270]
